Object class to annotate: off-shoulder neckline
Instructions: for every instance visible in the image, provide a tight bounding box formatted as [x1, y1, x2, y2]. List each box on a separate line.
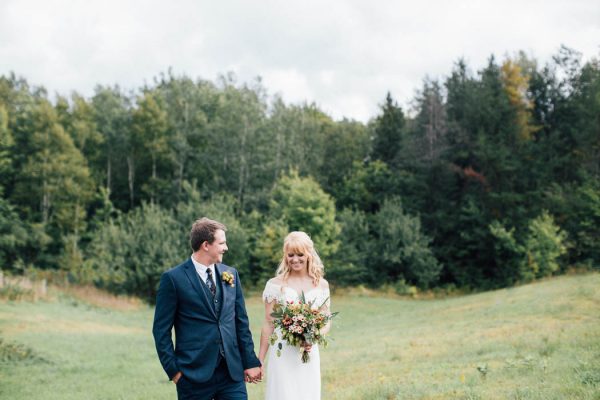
[265, 280, 329, 297]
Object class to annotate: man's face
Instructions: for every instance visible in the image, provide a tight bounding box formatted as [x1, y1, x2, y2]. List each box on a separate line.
[205, 229, 228, 264]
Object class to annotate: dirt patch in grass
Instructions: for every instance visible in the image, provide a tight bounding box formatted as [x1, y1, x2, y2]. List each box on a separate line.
[1, 311, 144, 335]
[60, 285, 143, 311]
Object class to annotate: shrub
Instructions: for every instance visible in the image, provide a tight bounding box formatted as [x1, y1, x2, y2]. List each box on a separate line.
[523, 211, 567, 279]
[86, 203, 185, 301]
[372, 197, 441, 288]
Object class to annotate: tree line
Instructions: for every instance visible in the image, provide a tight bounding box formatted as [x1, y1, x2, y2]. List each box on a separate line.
[1, 46, 598, 301]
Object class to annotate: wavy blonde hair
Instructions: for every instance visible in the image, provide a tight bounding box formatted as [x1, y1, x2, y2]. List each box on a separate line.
[276, 231, 324, 286]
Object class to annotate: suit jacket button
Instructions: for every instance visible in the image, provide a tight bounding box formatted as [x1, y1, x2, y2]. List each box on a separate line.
[214, 299, 218, 303]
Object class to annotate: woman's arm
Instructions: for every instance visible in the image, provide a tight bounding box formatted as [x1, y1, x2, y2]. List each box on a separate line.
[258, 299, 276, 364]
[320, 279, 332, 336]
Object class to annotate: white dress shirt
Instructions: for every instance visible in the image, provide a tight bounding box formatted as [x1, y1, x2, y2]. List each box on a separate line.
[191, 256, 216, 286]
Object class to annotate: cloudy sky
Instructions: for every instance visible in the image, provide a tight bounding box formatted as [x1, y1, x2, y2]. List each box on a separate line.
[1, 0, 599, 122]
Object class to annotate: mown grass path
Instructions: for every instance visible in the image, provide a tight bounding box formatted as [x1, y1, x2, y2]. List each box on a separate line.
[0, 273, 598, 399]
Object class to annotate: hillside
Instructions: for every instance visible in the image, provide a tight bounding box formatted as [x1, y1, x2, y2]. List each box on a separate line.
[0, 273, 598, 399]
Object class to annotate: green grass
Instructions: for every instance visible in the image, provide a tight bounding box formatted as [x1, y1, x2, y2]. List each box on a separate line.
[0, 274, 599, 399]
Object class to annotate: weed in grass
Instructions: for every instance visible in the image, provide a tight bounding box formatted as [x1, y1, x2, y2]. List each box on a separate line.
[574, 361, 600, 388]
[505, 353, 544, 375]
[463, 391, 483, 400]
[476, 363, 488, 379]
[0, 285, 34, 301]
[512, 386, 534, 399]
[538, 336, 558, 357]
[0, 338, 49, 364]
[575, 286, 594, 299]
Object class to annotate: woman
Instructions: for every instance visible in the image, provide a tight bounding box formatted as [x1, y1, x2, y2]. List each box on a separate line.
[259, 231, 332, 400]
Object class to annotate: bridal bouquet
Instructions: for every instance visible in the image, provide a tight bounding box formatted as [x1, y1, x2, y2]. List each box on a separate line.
[269, 292, 337, 363]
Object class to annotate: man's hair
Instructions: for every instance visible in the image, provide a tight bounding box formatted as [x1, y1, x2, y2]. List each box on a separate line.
[190, 217, 227, 251]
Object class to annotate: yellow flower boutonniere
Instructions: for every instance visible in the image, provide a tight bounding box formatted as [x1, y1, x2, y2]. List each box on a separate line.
[222, 271, 235, 287]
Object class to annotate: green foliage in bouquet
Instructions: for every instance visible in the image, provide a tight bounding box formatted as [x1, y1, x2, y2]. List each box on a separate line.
[269, 291, 338, 363]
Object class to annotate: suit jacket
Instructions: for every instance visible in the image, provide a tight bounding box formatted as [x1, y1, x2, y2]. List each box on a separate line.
[152, 258, 261, 383]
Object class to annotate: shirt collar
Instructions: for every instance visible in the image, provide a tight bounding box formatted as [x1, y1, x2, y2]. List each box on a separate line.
[190, 255, 215, 276]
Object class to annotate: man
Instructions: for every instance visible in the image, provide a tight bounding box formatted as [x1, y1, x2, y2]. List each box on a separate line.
[153, 217, 262, 400]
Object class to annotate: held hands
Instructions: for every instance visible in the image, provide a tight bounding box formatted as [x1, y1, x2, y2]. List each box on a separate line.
[175, 368, 262, 385]
[244, 366, 262, 384]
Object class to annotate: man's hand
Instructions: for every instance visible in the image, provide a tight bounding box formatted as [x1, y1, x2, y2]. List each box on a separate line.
[244, 367, 262, 383]
[172, 371, 182, 384]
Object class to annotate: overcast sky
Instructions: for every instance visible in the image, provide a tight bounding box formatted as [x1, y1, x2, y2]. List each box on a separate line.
[1, 0, 599, 122]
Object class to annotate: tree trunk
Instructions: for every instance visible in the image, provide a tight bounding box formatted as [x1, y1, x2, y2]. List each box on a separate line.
[274, 118, 283, 181]
[151, 153, 156, 204]
[41, 150, 50, 224]
[127, 155, 135, 208]
[177, 161, 184, 195]
[237, 117, 248, 214]
[106, 155, 112, 194]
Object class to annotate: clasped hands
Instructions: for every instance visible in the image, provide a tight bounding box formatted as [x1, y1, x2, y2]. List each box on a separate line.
[244, 366, 262, 384]
[173, 367, 263, 385]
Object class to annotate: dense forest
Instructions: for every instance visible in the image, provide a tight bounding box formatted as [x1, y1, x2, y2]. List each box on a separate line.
[1, 46, 598, 301]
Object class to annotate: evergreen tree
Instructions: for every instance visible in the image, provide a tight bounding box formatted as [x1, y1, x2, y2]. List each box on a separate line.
[317, 118, 370, 198]
[0, 105, 14, 190]
[371, 92, 405, 166]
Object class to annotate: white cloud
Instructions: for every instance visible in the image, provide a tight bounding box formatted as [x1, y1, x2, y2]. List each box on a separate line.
[263, 68, 313, 103]
[1, 0, 598, 121]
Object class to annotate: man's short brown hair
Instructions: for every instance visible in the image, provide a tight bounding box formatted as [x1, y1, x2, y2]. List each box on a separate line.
[190, 217, 227, 251]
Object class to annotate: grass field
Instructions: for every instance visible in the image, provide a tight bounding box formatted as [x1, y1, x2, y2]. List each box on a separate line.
[0, 273, 598, 399]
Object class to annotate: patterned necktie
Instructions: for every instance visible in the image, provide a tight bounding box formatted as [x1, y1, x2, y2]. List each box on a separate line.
[206, 267, 216, 297]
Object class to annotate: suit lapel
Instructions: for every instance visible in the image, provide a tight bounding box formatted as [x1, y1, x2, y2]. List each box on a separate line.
[183, 259, 218, 319]
[214, 263, 228, 311]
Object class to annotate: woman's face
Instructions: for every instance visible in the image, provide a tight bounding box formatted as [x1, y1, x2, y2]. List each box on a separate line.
[286, 249, 307, 273]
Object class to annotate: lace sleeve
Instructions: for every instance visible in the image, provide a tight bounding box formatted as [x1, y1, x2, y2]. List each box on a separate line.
[262, 281, 282, 304]
[313, 288, 331, 310]
[323, 288, 331, 309]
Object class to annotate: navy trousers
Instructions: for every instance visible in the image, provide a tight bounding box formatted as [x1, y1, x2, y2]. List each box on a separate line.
[176, 358, 247, 400]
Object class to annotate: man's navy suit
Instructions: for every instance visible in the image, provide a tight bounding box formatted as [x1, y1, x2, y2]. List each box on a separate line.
[152, 258, 260, 388]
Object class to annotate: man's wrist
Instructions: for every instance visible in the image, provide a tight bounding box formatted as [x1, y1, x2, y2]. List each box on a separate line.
[172, 371, 182, 384]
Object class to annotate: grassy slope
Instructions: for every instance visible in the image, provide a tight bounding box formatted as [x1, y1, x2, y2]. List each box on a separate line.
[0, 273, 598, 400]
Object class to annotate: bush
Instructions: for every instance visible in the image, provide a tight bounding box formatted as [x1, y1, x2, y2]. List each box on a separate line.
[372, 197, 441, 288]
[0, 196, 27, 270]
[327, 208, 372, 286]
[86, 203, 185, 301]
[523, 211, 567, 279]
[489, 221, 525, 285]
[546, 181, 600, 268]
[250, 217, 289, 285]
[175, 184, 251, 278]
[270, 170, 340, 258]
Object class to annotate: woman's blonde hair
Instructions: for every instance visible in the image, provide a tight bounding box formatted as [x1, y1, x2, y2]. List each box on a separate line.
[276, 231, 324, 286]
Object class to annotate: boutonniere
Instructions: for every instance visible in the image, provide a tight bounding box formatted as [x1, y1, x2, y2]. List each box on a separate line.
[221, 271, 235, 287]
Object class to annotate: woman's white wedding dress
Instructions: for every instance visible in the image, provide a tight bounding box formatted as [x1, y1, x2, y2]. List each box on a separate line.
[262, 281, 331, 400]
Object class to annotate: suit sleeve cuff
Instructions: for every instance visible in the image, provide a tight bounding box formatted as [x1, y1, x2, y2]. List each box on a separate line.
[167, 362, 180, 380]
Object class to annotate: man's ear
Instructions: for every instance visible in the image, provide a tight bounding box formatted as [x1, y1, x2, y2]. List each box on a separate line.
[201, 240, 209, 251]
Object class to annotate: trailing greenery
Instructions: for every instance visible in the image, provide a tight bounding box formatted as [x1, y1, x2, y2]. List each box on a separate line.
[0, 46, 599, 299]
